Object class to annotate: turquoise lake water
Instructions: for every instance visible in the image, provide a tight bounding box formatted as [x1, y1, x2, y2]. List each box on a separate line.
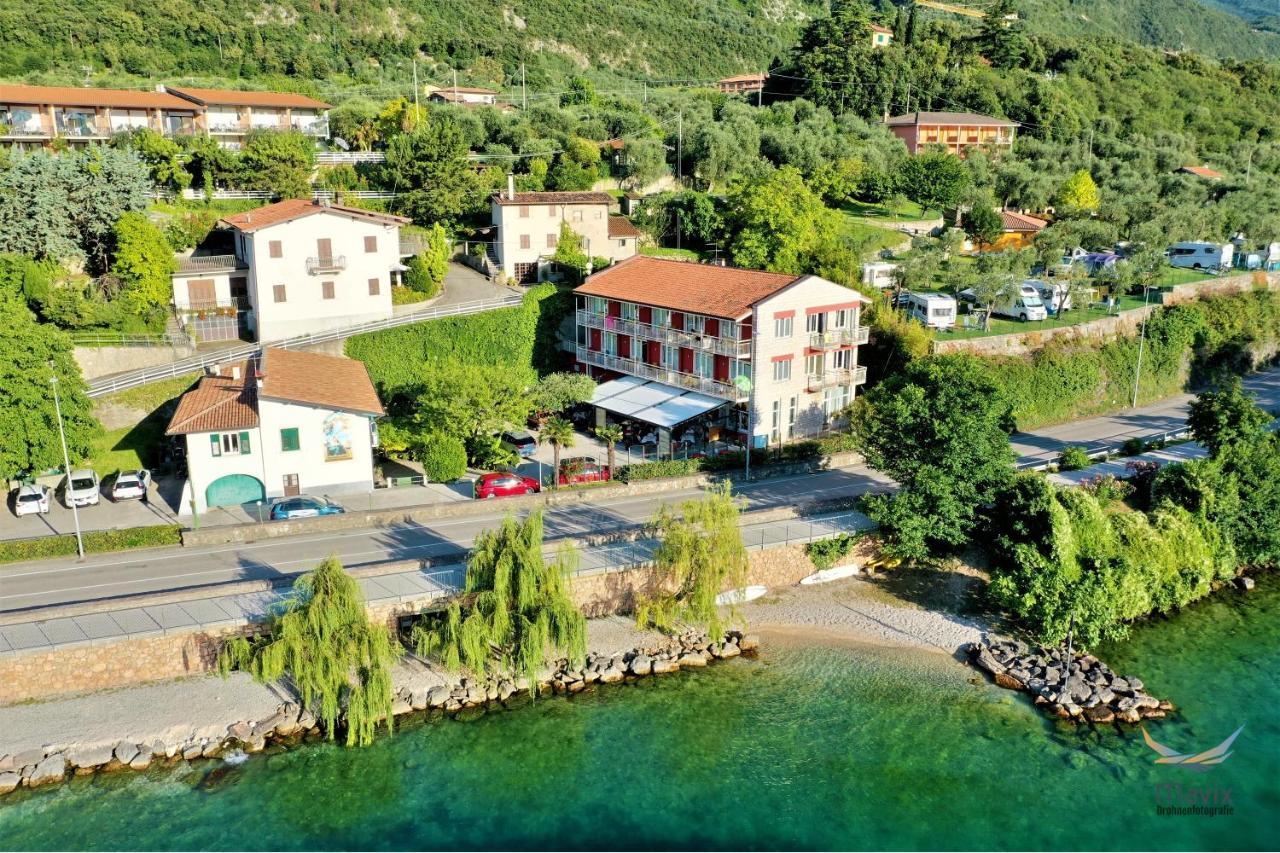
[1, 574, 1276, 851]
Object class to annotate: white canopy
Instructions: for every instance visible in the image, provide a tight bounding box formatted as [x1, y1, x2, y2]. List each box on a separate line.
[590, 376, 727, 429]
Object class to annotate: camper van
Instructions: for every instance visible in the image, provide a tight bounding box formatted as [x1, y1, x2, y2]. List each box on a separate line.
[1027, 279, 1085, 314]
[862, 262, 898, 291]
[992, 284, 1048, 322]
[1167, 242, 1233, 271]
[905, 291, 957, 329]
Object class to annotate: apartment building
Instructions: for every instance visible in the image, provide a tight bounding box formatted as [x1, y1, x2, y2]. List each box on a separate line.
[490, 185, 639, 282]
[0, 83, 329, 150]
[427, 86, 500, 106]
[171, 198, 410, 342]
[716, 73, 767, 95]
[884, 110, 1018, 156]
[574, 256, 870, 454]
[166, 348, 383, 514]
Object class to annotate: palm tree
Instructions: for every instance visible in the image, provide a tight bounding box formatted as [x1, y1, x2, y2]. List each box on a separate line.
[541, 417, 575, 489]
[595, 424, 624, 475]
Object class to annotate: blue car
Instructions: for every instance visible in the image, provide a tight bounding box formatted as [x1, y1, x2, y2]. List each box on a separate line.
[269, 495, 346, 520]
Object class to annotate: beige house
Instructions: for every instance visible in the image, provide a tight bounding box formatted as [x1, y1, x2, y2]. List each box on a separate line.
[171, 199, 410, 343]
[164, 87, 330, 149]
[871, 24, 894, 48]
[167, 349, 384, 515]
[574, 256, 870, 453]
[490, 186, 638, 282]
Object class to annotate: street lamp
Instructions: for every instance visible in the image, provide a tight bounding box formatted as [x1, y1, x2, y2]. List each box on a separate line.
[1130, 283, 1156, 408]
[49, 360, 85, 560]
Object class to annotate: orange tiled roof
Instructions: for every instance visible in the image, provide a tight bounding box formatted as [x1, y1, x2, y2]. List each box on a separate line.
[219, 198, 409, 233]
[607, 216, 642, 238]
[1000, 211, 1048, 232]
[0, 84, 190, 110]
[576, 256, 808, 319]
[165, 363, 258, 436]
[871, 24, 894, 34]
[717, 73, 767, 85]
[1178, 165, 1223, 179]
[258, 349, 384, 416]
[493, 191, 613, 206]
[165, 86, 330, 110]
[885, 111, 1018, 128]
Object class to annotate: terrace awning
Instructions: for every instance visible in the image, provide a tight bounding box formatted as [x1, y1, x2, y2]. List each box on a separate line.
[590, 376, 727, 429]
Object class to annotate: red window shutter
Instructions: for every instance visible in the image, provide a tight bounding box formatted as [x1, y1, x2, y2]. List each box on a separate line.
[740, 321, 753, 340]
[671, 312, 684, 331]
[590, 328, 602, 351]
[705, 318, 720, 337]
[618, 335, 631, 359]
[268, 240, 282, 259]
[638, 305, 652, 324]
[607, 300, 621, 318]
[714, 354, 729, 382]
[679, 347, 693, 373]
[364, 235, 377, 253]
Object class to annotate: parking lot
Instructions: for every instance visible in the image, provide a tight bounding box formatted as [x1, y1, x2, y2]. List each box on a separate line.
[1, 477, 184, 542]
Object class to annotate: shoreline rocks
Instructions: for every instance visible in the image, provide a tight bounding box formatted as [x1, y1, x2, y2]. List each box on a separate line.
[0, 629, 759, 797]
[967, 639, 1173, 724]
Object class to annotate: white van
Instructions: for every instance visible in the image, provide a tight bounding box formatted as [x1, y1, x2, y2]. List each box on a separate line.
[1167, 242, 1233, 271]
[992, 284, 1048, 322]
[1027, 279, 1081, 314]
[905, 291, 957, 329]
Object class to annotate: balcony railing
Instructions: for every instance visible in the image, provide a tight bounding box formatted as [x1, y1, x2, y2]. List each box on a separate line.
[306, 255, 346, 275]
[175, 254, 247, 274]
[291, 119, 330, 137]
[0, 126, 51, 138]
[806, 365, 868, 392]
[56, 122, 109, 138]
[808, 326, 870, 350]
[181, 297, 251, 312]
[576, 346, 744, 401]
[577, 310, 751, 358]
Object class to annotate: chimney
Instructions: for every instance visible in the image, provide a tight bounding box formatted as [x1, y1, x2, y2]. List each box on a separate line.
[507, 173, 515, 201]
[231, 365, 241, 381]
[210, 364, 221, 377]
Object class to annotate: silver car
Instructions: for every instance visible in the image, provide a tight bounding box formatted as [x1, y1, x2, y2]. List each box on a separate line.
[14, 483, 51, 516]
[65, 469, 100, 507]
[110, 469, 151, 502]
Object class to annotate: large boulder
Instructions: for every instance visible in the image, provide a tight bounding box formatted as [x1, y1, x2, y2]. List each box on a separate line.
[719, 642, 741, 659]
[113, 743, 140, 766]
[599, 666, 625, 684]
[67, 744, 115, 772]
[28, 754, 67, 788]
[652, 658, 679, 675]
[994, 671, 1024, 690]
[628, 655, 653, 677]
[678, 652, 708, 668]
[738, 634, 761, 653]
[13, 748, 44, 769]
[426, 686, 451, 708]
[0, 772, 20, 795]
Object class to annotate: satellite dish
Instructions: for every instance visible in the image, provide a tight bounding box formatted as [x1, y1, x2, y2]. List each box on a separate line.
[333, 137, 350, 151]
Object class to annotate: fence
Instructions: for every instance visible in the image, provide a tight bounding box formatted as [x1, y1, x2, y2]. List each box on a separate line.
[68, 331, 195, 348]
[315, 151, 387, 165]
[87, 294, 525, 397]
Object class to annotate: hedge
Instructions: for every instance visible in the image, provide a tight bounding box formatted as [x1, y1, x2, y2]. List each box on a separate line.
[806, 532, 863, 571]
[0, 524, 182, 564]
[981, 289, 1280, 430]
[615, 435, 860, 482]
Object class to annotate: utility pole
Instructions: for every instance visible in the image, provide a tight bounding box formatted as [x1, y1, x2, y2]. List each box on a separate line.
[676, 111, 683, 185]
[521, 63, 527, 110]
[643, 81, 648, 103]
[1086, 127, 1094, 168]
[453, 68, 458, 103]
[49, 361, 84, 561]
[1131, 284, 1154, 407]
[412, 59, 419, 112]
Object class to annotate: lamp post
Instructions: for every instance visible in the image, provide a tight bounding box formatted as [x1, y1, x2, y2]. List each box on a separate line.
[1130, 283, 1155, 408]
[49, 361, 84, 560]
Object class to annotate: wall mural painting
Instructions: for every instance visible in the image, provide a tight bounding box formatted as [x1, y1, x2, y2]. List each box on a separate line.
[322, 413, 354, 462]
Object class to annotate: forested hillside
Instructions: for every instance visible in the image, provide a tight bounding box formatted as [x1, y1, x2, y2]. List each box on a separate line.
[0, 0, 819, 91]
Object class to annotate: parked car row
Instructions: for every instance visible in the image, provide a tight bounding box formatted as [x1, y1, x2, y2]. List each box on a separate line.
[9, 469, 152, 517]
[473, 456, 613, 500]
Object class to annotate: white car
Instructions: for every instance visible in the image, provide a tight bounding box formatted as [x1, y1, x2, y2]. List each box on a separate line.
[65, 469, 101, 507]
[110, 469, 152, 502]
[13, 483, 51, 516]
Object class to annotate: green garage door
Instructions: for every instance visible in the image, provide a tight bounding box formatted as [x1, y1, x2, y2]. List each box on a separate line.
[205, 474, 265, 508]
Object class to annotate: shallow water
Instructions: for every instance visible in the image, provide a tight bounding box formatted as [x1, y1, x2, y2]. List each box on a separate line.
[1, 575, 1276, 851]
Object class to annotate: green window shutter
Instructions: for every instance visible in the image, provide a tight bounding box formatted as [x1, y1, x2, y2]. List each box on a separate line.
[239, 431, 251, 454]
[210, 434, 221, 456]
[281, 427, 300, 452]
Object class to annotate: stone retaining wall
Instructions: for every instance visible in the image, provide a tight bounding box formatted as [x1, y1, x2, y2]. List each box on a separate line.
[74, 344, 197, 381]
[1159, 270, 1278, 306]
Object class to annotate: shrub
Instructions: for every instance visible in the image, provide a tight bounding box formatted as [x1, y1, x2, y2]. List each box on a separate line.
[0, 524, 181, 564]
[806, 533, 862, 571]
[1058, 445, 1092, 471]
[1124, 459, 1161, 507]
[616, 458, 704, 482]
[1080, 473, 1133, 504]
[420, 433, 468, 482]
[1121, 437, 1147, 456]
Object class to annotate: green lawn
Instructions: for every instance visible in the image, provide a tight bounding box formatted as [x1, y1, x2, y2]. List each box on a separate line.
[840, 199, 940, 222]
[1154, 267, 1219, 287]
[85, 422, 166, 476]
[940, 294, 1153, 339]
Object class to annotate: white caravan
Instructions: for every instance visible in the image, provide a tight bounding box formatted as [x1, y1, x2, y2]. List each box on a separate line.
[905, 291, 957, 329]
[1167, 242, 1233, 271]
[992, 284, 1048, 322]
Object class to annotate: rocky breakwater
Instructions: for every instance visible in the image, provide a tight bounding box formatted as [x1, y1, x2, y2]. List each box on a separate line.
[0, 630, 758, 796]
[967, 639, 1173, 724]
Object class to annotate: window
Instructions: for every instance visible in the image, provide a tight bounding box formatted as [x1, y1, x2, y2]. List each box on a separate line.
[621, 302, 639, 321]
[772, 359, 791, 382]
[771, 400, 781, 444]
[653, 308, 671, 328]
[603, 332, 618, 356]
[213, 431, 250, 455]
[280, 427, 300, 452]
[547, 233, 558, 249]
[833, 349, 852, 369]
[273, 285, 287, 303]
[834, 309, 848, 328]
[595, 209, 604, 220]
[268, 240, 282, 259]
[806, 353, 824, 376]
[722, 320, 738, 340]
[695, 351, 713, 378]
[686, 314, 705, 334]
[547, 205, 556, 216]
[368, 277, 380, 296]
[730, 360, 750, 383]
[520, 234, 531, 250]
[788, 396, 798, 439]
[806, 312, 824, 334]
[572, 209, 583, 222]
[661, 345, 679, 370]
[518, 205, 530, 218]
[587, 296, 608, 314]
[209, 434, 221, 457]
[774, 316, 793, 338]
[322, 281, 335, 300]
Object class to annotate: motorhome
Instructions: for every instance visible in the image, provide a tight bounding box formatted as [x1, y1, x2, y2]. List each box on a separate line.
[905, 291, 957, 329]
[862, 261, 898, 291]
[1027, 279, 1088, 314]
[992, 284, 1048, 322]
[1167, 242, 1233, 271]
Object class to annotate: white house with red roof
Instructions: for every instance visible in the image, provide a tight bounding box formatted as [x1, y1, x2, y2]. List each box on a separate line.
[171, 198, 411, 343]
[573, 256, 870, 454]
[166, 348, 384, 514]
[490, 184, 639, 283]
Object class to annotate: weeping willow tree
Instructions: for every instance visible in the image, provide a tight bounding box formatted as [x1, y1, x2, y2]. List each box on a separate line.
[217, 556, 400, 747]
[637, 481, 749, 638]
[413, 511, 586, 690]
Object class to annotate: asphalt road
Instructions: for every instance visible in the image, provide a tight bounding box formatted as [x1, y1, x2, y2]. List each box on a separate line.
[4, 367, 1279, 613]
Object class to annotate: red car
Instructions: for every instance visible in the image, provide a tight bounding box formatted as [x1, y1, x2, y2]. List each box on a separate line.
[558, 457, 612, 486]
[475, 472, 541, 499]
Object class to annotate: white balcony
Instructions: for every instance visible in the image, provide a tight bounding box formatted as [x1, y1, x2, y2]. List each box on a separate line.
[576, 310, 751, 358]
[806, 366, 869, 392]
[576, 346, 744, 401]
[306, 255, 347, 275]
[808, 326, 871, 350]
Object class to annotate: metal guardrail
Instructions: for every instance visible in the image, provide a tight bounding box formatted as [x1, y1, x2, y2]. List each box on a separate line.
[87, 295, 524, 397]
[1014, 427, 1193, 472]
[316, 151, 387, 165]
